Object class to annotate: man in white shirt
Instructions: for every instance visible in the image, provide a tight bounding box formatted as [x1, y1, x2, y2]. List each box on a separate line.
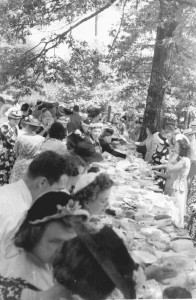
[0, 151, 73, 250]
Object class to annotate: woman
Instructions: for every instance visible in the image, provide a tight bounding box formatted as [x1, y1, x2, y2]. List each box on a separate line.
[51, 225, 138, 300]
[9, 116, 45, 183]
[167, 138, 190, 228]
[0, 108, 21, 185]
[99, 128, 127, 159]
[135, 125, 157, 163]
[0, 191, 89, 299]
[88, 123, 103, 154]
[73, 172, 114, 215]
[37, 108, 54, 137]
[41, 122, 67, 155]
[151, 132, 170, 190]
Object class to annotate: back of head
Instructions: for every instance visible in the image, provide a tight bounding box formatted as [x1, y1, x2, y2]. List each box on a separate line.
[49, 122, 66, 140]
[53, 225, 137, 300]
[21, 103, 30, 112]
[73, 105, 79, 113]
[163, 286, 192, 299]
[27, 151, 67, 185]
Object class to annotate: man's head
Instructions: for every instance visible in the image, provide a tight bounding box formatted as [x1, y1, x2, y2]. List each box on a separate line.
[25, 151, 68, 200]
[73, 105, 80, 114]
[21, 103, 30, 116]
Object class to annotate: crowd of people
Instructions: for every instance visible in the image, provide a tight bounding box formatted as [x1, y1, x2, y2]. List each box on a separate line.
[0, 100, 195, 299]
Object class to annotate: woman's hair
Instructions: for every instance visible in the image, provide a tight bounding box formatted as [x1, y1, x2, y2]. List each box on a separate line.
[163, 286, 192, 299]
[21, 103, 30, 112]
[73, 173, 113, 206]
[53, 226, 137, 300]
[63, 154, 86, 176]
[49, 122, 66, 140]
[177, 138, 190, 157]
[146, 124, 157, 134]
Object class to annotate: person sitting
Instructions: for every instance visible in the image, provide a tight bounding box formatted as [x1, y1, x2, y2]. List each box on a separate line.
[37, 108, 54, 137]
[0, 151, 79, 247]
[73, 172, 114, 215]
[67, 105, 83, 135]
[41, 122, 67, 155]
[9, 116, 45, 183]
[18, 103, 33, 130]
[52, 225, 138, 300]
[0, 191, 89, 300]
[134, 124, 157, 163]
[99, 128, 127, 159]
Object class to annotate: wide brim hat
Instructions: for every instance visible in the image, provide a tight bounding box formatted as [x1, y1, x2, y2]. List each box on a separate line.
[23, 115, 42, 127]
[183, 128, 196, 136]
[89, 123, 103, 130]
[74, 141, 103, 164]
[27, 191, 89, 225]
[6, 109, 22, 119]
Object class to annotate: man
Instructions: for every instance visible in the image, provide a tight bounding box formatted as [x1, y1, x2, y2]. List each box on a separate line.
[18, 103, 32, 129]
[0, 151, 86, 252]
[67, 105, 83, 134]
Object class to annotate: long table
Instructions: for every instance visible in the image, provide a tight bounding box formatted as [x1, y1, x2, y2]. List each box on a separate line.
[96, 154, 196, 299]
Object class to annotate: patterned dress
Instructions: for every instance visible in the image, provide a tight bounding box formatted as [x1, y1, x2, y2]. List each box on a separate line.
[152, 145, 169, 190]
[0, 276, 39, 299]
[0, 123, 18, 186]
[9, 134, 45, 183]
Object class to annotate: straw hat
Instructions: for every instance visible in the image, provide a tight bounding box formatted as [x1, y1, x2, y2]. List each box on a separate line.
[6, 108, 22, 119]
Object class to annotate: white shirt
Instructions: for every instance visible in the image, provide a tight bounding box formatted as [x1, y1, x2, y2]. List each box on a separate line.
[0, 180, 32, 255]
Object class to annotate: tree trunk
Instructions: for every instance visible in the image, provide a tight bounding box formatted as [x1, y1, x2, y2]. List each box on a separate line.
[139, 0, 178, 140]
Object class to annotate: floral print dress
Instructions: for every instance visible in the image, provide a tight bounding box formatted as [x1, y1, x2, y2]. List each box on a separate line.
[152, 145, 169, 190]
[0, 276, 39, 299]
[0, 123, 18, 186]
[9, 134, 45, 183]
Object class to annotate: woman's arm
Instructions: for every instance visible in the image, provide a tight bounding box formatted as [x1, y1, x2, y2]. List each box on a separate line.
[151, 164, 167, 170]
[154, 171, 171, 179]
[167, 159, 185, 172]
[135, 139, 146, 147]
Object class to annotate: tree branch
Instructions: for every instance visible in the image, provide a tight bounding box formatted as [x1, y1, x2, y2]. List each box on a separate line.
[109, 0, 128, 56]
[175, 0, 196, 6]
[23, 0, 119, 67]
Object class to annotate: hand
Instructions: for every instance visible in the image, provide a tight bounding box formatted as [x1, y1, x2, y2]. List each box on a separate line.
[153, 170, 160, 176]
[146, 266, 177, 283]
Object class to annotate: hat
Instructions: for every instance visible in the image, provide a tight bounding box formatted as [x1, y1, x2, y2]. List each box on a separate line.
[58, 116, 69, 125]
[6, 108, 22, 119]
[28, 191, 89, 225]
[183, 128, 196, 136]
[89, 123, 103, 130]
[74, 173, 98, 193]
[74, 141, 103, 164]
[23, 115, 41, 127]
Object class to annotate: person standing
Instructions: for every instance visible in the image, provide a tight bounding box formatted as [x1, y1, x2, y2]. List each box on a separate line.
[0, 109, 21, 185]
[167, 139, 190, 228]
[67, 105, 83, 134]
[135, 124, 157, 163]
[9, 116, 45, 183]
